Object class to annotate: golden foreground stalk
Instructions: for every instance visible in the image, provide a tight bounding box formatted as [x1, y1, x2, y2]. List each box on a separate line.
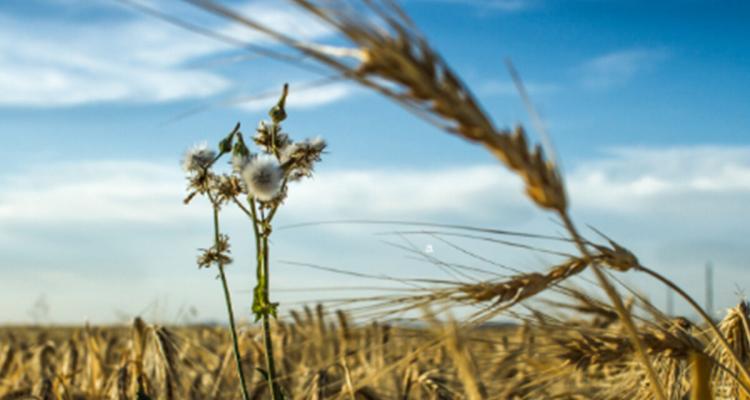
[639, 265, 750, 395]
[559, 212, 668, 400]
[691, 352, 713, 400]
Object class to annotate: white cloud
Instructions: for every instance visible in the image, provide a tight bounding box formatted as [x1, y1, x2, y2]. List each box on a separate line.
[0, 161, 523, 230]
[2, 145, 749, 227]
[578, 48, 669, 89]
[0, 1, 337, 107]
[286, 165, 525, 219]
[3, 145, 750, 323]
[219, 2, 332, 45]
[0, 14, 229, 106]
[569, 146, 750, 213]
[0, 161, 193, 224]
[238, 82, 357, 111]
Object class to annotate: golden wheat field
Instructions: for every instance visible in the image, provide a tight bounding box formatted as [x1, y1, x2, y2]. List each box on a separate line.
[3, 0, 749, 399]
[5, 301, 750, 399]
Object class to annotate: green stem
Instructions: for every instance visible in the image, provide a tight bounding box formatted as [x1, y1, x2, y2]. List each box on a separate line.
[248, 198, 263, 279]
[249, 198, 282, 399]
[262, 313, 281, 398]
[212, 204, 251, 400]
[265, 186, 285, 224]
[261, 228, 282, 399]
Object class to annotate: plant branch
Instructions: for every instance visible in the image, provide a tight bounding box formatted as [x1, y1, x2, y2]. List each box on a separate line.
[247, 197, 282, 399]
[211, 201, 251, 400]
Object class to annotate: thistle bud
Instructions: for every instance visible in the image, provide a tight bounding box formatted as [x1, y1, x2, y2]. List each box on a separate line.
[232, 132, 250, 158]
[269, 83, 289, 124]
[219, 122, 241, 154]
[218, 136, 233, 154]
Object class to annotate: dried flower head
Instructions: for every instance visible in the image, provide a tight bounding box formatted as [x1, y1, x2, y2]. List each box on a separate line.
[182, 142, 216, 173]
[184, 169, 215, 205]
[241, 155, 283, 201]
[309, 136, 326, 150]
[197, 234, 232, 269]
[254, 120, 291, 154]
[212, 174, 244, 204]
[231, 153, 249, 173]
[257, 184, 288, 211]
[280, 136, 327, 181]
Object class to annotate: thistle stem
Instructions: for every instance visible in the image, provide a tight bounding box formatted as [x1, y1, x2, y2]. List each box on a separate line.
[212, 204, 251, 400]
[249, 199, 282, 399]
[261, 234, 281, 399]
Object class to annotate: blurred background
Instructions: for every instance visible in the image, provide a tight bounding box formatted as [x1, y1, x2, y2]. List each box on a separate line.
[1, 0, 749, 324]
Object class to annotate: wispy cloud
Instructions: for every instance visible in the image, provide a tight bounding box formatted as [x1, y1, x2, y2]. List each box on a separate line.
[0, 161, 524, 229]
[0, 14, 226, 106]
[3, 145, 750, 322]
[219, 2, 332, 45]
[569, 146, 750, 215]
[237, 83, 358, 112]
[0, 1, 337, 107]
[2, 145, 749, 228]
[578, 48, 669, 90]
[0, 161, 194, 224]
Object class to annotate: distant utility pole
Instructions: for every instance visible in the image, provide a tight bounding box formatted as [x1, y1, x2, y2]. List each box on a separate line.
[666, 288, 674, 316]
[705, 262, 714, 320]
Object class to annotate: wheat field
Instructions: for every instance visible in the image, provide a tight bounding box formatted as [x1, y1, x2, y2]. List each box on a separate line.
[3, 300, 750, 399]
[2, 1, 747, 399]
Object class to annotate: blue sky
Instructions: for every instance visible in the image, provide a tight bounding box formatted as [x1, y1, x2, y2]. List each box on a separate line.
[1, 0, 749, 323]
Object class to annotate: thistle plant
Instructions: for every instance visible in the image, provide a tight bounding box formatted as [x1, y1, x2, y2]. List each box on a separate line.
[182, 125, 250, 400]
[183, 84, 326, 400]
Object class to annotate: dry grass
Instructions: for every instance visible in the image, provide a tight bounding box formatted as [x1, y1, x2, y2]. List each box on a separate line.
[2, 301, 749, 399]
[8, 1, 743, 399]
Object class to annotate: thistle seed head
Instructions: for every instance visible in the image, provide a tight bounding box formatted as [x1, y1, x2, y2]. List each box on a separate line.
[241, 155, 283, 202]
[280, 136, 327, 181]
[196, 234, 232, 269]
[182, 142, 216, 173]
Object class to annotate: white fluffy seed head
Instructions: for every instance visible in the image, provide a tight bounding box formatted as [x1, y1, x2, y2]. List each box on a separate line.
[182, 142, 216, 173]
[231, 153, 249, 173]
[279, 142, 300, 164]
[309, 136, 327, 151]
[241, 155, 283, 201]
